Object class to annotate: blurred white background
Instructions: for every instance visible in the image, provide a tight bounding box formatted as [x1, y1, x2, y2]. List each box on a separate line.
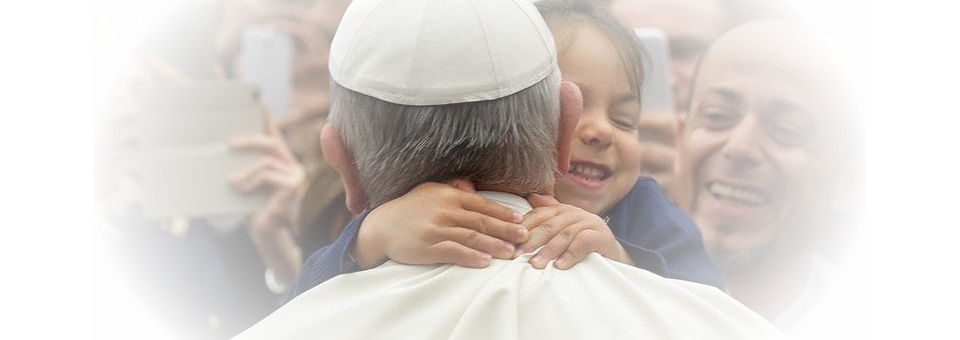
[3, 0, 958, 338]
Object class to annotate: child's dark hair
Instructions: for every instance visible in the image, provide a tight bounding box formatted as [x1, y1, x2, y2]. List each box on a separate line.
[534, 0, 646, 116]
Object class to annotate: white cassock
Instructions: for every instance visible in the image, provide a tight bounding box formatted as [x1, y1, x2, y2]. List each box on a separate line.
[234, 192, 787, 340]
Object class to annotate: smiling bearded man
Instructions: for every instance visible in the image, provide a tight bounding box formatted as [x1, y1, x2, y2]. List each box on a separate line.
[676, 19, 865, 338]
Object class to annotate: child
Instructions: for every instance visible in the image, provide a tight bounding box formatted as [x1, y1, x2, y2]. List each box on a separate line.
[287, 0, 722, 300]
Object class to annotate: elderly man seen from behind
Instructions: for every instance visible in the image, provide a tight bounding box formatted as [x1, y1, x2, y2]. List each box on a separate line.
[233, 0, 787, 339]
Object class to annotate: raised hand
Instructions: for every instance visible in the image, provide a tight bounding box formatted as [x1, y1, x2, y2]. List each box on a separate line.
[229, 109, 306, 288]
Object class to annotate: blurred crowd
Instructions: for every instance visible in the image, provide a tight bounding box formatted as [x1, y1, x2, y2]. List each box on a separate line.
[93, 0, 864, 339]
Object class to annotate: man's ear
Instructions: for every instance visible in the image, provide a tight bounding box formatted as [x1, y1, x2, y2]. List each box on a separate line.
[557, 80, 582, 175]
[320, 123, 367, 214]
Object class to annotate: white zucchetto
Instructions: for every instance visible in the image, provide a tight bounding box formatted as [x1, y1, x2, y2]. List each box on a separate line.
[329, 0, 557, 106]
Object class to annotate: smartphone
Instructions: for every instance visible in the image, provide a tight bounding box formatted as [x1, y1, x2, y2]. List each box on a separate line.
[133, 81, 267, 218]
[240, 25, 294, 119]
[635, 28, 675, 116]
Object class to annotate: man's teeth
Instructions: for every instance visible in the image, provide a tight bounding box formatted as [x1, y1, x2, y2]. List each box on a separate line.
[709, 183, 767, 206]
[570, 163, 607, 181]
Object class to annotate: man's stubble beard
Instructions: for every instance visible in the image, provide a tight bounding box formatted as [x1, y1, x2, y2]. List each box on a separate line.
[706, 221, 778, 273]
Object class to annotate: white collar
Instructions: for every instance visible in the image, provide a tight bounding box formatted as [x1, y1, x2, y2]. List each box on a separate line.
[476, 191, 532, 215]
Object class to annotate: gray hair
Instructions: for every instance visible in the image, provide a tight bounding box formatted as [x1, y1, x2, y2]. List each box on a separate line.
[328, 70, 561, 208]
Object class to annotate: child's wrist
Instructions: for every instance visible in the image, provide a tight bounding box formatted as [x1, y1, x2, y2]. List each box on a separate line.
[354, 220, 387, 269]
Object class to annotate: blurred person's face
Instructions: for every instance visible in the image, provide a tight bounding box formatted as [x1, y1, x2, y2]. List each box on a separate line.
[610, 0, 727, 113]
[553, 24, 643, 216]
[676, 23, 852, 270]
[221, 0, 352, 162]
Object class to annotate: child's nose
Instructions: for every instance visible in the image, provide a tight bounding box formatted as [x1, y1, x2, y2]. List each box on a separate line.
[577, 110, 613, 149]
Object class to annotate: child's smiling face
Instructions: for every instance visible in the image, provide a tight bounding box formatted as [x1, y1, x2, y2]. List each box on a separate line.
[553, 23, 643, 215]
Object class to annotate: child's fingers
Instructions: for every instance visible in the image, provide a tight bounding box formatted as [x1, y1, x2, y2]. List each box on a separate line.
[519, 206, 558, 229]
[528, 226, 578, 269]
[435, 227, 515, 260]
[517, 220, 557, 256]
[517, 209, 580, 255]
[553, 229, 604, 270]
[428, 240, 493, 268]
[411, 180, 523, 223]
[458, 191, 523, 224]
[453, 210, 527, 245]
[527, 193, 559, 208]
[445, 178, 477, 193]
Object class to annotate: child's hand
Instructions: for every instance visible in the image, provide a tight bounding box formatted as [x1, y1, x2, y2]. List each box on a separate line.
[353, 180, 528, 269]
[517, 194, 633, 270]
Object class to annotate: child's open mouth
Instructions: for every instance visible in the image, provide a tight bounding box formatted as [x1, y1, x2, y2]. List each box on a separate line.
[569, 162, 612, 183]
